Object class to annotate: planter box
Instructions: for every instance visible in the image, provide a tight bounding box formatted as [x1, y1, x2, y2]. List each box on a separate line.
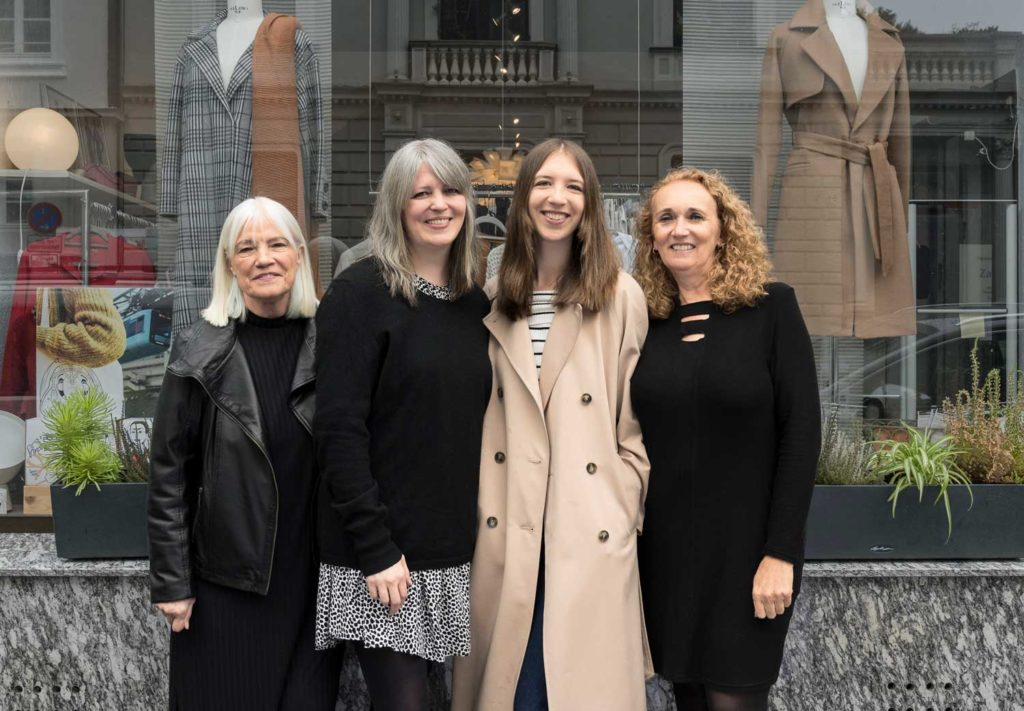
[805, 484, 1024, 560]
[50, 482, 148, 559]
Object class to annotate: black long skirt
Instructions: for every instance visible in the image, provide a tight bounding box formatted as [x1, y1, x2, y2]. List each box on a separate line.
[168, 549, 343, 711]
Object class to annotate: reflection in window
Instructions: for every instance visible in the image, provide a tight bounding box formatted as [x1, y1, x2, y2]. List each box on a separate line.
[439, 0, 529, 42]
[0, 0, 52, 55]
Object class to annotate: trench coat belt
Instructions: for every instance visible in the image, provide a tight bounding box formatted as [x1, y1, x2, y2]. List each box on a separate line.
[793, 131, 899, 278]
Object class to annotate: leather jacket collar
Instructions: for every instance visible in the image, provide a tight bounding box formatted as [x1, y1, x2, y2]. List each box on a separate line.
[167, 317, 316, 445]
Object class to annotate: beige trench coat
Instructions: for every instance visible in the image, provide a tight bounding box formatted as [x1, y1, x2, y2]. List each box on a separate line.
[452, 273, 652, 711]
[752, 0, 914, 338]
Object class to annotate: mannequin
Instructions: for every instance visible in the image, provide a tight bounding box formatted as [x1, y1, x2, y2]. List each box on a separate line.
[751, 0, 913, 338]
[824, 0, 868, 98]
[218, 0, 264, 87]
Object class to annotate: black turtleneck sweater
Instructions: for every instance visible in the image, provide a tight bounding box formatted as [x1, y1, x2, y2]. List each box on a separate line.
[235, 312, 313, 572]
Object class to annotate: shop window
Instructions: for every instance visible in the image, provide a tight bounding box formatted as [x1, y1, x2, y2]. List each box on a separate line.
[439, 0, 529, 42]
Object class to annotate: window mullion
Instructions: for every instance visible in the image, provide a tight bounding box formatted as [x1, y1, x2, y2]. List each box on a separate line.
[13, 0, 23, 53]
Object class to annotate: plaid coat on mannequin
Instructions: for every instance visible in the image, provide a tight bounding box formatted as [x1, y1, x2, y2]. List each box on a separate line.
[160, 10, 328, 333]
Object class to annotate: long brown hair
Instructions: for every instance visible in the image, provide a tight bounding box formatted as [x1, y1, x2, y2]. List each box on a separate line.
[633, 167, 772, 319]
[496, 139, 619, 320]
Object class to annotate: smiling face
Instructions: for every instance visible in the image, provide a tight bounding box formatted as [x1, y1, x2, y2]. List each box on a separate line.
[402, 163, 467, 259]
[651, 179, 722, 284]
[527, 149, 585, 245]
[229, 216, 301, 317]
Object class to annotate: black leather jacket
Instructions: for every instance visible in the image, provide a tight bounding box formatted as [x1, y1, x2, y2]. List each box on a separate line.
[148, 317, 315, 603]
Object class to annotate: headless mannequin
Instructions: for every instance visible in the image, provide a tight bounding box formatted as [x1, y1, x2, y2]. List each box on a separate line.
[823, 0, 868, 99]
[218, 0, 264, 87]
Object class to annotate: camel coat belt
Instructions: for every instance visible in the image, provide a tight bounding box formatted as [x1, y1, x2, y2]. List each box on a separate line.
[452, 273, 652, 711]
[792, 131, 900, 278]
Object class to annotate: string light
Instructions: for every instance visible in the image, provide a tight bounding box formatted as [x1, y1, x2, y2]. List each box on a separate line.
[513, 118, 520, 125]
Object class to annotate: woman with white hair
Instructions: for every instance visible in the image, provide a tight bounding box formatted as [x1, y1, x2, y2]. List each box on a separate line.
[314, 138, 491, 710]
[148, 196, 342, 710]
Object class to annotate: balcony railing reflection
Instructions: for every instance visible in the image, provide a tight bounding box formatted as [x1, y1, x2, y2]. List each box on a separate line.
[907, 54, 996, 87]
[410, 41, 556, 86]
[903, 34, 1021, 90]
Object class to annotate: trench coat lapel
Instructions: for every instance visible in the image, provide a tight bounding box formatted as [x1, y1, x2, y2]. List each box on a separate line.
[852, 14, 902, 131]
[484, 309, 544, 416]
[797, 23, 860, 125]
[539, 304, 582, 411]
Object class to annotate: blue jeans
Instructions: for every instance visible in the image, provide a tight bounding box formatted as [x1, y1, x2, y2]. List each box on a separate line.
[514, 550, 548, 711]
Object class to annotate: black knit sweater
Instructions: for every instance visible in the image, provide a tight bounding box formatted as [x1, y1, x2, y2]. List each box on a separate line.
[235, 313, 314, 575]
[314, 258, 492, 576]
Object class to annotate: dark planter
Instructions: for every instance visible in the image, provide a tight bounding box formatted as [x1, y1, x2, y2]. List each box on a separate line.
[805, 484, 1024, 560]
[50, 482, 149, 559]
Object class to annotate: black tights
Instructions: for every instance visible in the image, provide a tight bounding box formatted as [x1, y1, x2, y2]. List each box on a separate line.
[673, 682, 770, 711]
[356, 643, 429, 711]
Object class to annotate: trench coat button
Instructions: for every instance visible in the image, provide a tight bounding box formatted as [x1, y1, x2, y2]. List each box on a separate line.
[586, 462, 597, 474]
[581, 393, 592, 404]
[598, 530, 609, 542]
[497, 387, 504, 399]
[495, 452, 506, 463]
[487, 516, 498, 528]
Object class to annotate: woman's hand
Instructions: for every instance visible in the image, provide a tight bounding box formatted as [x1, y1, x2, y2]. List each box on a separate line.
[752, 555, 793, 620]
[155, 597, 196, 632]
[366, 555, 412, 616]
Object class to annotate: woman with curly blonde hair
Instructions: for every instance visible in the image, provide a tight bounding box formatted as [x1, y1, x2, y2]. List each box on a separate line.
[630, 168, 821, 711]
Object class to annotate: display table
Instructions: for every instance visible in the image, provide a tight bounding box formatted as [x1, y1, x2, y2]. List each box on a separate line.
[2, 534, 1022, 710]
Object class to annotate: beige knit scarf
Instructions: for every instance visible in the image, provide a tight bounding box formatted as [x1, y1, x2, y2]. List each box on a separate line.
[251, 13, 307, 238]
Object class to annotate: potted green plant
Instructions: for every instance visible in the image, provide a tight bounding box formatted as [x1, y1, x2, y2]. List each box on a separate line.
[41, 387, 149, 559]
[806, 344, 1024, 559]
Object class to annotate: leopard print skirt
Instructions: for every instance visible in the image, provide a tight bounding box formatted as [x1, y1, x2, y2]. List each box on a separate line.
[314, 562, 471, 662]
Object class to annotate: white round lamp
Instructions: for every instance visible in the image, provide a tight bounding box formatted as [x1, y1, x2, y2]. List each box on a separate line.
[4, 107, 80, 170]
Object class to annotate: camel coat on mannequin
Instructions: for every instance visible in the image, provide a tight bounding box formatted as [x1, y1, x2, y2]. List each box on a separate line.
[451, 274, 652, 711]
[752, 0, 914, 338]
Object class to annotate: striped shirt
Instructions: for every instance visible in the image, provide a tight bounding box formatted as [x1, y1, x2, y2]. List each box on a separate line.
[528, 291, 557, 371]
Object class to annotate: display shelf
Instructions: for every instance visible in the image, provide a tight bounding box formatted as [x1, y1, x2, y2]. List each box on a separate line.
[0, 169, 157, 212]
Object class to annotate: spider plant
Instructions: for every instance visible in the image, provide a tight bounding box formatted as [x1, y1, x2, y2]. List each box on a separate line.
[867, 424, 974, 541]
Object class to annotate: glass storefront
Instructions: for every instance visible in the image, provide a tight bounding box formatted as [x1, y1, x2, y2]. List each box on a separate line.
[0, 0, 1022, 524]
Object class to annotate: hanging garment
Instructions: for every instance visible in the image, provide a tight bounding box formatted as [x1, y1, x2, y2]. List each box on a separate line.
[0, 232, 155, 419]
[251, 13, 307, 238]
[752, 0, 914, 338]
[160, 10, 328, 334]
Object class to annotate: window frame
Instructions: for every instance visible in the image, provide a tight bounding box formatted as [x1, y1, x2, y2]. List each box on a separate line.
[0, 0, 66, 78]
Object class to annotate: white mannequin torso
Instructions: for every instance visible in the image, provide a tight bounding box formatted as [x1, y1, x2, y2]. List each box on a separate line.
[217, 1, 264, 88]
[824, 0, 868, 100]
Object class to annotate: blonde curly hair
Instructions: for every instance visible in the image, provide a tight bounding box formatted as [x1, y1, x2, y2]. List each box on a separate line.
[633, 168, 772, 319]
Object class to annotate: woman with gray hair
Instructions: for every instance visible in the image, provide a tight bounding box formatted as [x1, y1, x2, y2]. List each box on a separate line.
[314, 138, 491, 709]
[148, 196, 342, 709]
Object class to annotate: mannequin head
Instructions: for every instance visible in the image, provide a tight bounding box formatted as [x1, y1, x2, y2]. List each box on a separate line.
[226, 1, 263, 19]
[823, 0, 857, 18]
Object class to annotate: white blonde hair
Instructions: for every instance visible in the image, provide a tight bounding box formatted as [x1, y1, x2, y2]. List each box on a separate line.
[202, 196, 317, 327]
[369, 138, 478, 304]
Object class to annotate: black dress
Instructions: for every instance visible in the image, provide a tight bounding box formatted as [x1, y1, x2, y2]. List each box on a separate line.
[168, 314, 342, 710]
[631, 283, 820, 692]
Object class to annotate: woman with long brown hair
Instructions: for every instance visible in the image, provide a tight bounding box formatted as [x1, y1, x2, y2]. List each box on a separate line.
[452, 139, 651, 711]
[631, 168, 820, 711]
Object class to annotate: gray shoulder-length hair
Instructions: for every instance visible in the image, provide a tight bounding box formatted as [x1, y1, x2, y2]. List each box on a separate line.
[369, 138, 478, 304]
[202, 196, 318, 327]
